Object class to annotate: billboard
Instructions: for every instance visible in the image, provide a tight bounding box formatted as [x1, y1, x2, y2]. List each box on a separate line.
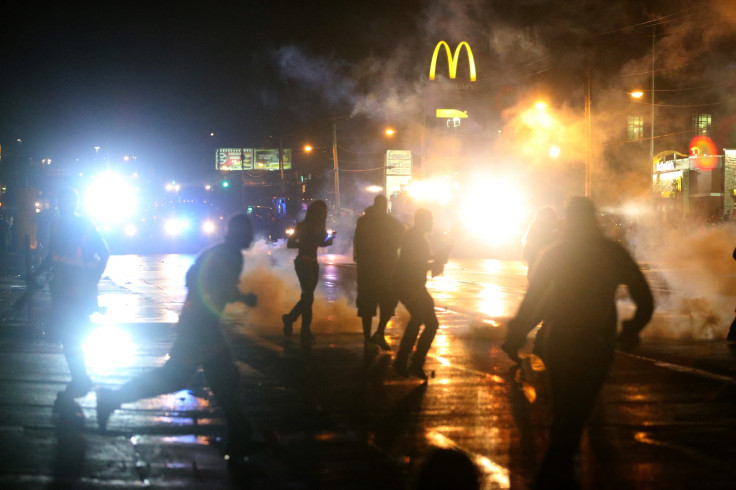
[216, 148, 253, 171]
[216, 148, 292, 171]
[385, 150, 412, 197]
[255, 149, 292, 171]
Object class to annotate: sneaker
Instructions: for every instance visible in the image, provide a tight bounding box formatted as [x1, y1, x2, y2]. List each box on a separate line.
[282, 315, 293, 338]
[393, 361, 410, 378]
[370, 333, 391, 351]
[96, 388, 119, 431]
[408, 363, 429, 381]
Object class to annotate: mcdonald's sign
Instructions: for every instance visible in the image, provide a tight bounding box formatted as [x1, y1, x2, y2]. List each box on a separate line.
[429, 41, 476, 82]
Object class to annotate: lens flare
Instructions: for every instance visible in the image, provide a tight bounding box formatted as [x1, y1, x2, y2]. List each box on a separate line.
[83, 325, 137, 369]
[83, 172, 138, 224]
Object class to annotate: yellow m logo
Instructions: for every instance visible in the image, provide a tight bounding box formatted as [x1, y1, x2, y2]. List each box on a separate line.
[429, 41, 477, 82]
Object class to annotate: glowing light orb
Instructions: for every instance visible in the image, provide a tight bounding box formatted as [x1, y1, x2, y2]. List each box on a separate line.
[689, 135, 719, 170]
[202, 220, 217, 234]
[83, 326, 137, 368]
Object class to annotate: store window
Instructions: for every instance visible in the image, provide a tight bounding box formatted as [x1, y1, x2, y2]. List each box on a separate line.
[693, 113, 711, 135]
[627, 116, 644, 141]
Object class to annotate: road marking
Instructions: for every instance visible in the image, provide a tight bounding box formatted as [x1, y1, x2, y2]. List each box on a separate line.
[426, 430, 511, 489]
[621, 352, 736, 384]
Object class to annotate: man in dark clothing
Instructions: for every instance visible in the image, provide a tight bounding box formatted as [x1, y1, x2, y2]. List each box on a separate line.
[96, 214, 258, 459]
[502, 197, 654, 488]
[353, 195, 406, 351]
[32, 188, 109, 410]
[392, 208, 448, 380]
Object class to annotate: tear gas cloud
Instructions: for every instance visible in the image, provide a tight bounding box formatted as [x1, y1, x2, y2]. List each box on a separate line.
[271, 0, 736, 340]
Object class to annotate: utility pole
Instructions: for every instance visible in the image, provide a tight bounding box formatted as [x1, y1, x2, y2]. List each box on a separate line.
[585, 49, 592, 198]
[332, 121, 340, 210]
[650, 26, 656, 173]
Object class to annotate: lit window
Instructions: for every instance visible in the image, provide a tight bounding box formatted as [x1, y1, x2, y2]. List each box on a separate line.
[627, 116, 644, 141]
[693, 114, 711, 135]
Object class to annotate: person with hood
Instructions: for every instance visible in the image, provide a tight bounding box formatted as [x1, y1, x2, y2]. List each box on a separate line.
[96, 214, 258, 460]
[282, 200, 334, 345]
[502, 197, 654, 488]
[353, 195, 406, 351]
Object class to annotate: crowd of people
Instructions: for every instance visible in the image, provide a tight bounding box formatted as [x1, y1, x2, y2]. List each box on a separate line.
[30, 188, 660, 488]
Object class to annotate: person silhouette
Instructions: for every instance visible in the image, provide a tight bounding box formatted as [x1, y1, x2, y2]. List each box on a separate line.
[32, 188, 109, 413]
[414, 447, 480, 490]
[96, 214, 258, 459]
[502, 197, 654, 488]
[728, 246, 736, 341]
[522, 206, 559, 360]
[282, 200, 334, 345]
[392, 208, 449, 380]
[353, 195, 406, 351]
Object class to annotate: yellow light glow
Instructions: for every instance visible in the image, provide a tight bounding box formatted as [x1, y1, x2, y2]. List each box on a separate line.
[535, 101, 546, 110]
[304, 145, 313, 153]
[458, 178, 527, 247]
[407, 177, 454, 206]
[630, 91, 644, 99]
[385, 128, 395, 136]
[549, 146, 560, 158]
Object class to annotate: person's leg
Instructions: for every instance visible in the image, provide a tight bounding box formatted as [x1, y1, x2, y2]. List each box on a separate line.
[54, 308, 93, 406]
[283, 260, 304, 335]
[96, 358, 195, 430]
[361, 315, 373, 342]
[408, 291, 438, 379]
[372, 292, 397, 351]
[394, 293, 422, 376]
[537, 354, 609, 485]
[202, 349, 254, 456]
[298, 261, 319, 341]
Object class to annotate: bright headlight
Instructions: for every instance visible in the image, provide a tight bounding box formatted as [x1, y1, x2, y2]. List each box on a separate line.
[83, 172, 138, 225]
[164, 218, 190, 236]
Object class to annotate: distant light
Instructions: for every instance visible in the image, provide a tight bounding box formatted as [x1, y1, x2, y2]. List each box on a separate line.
[535, 101, 546, 110]
[630, 91, 644, 99]
[366, 185, 383, 193]
[123, 155, 130, 161]
[304, 145, 313, 153]
[285, 227, 295, 236]
[222, 180, 230, 188]
[164, 218, 191, 236]
[124, 224, 137, 236]
[210, 132, 215, 137]
[549, 146, 561, 158]
[385, 128, 396, 136]
[205, 184, 212, 191]
[202, 220, 216, 234]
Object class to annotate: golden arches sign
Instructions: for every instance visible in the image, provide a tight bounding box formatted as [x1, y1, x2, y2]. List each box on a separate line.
[429, 41, 476, 82]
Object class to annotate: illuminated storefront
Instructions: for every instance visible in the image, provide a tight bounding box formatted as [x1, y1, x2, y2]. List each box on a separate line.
[651, 148, 736, 222]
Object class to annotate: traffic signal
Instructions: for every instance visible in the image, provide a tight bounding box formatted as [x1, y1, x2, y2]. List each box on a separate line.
[222, 180, 230, 188]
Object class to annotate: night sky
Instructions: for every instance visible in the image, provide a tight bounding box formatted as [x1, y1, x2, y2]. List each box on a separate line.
[2, 0, 734, 187]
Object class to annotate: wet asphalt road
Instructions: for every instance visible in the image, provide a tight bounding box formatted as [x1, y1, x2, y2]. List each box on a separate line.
[0, 252, 734, 489]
